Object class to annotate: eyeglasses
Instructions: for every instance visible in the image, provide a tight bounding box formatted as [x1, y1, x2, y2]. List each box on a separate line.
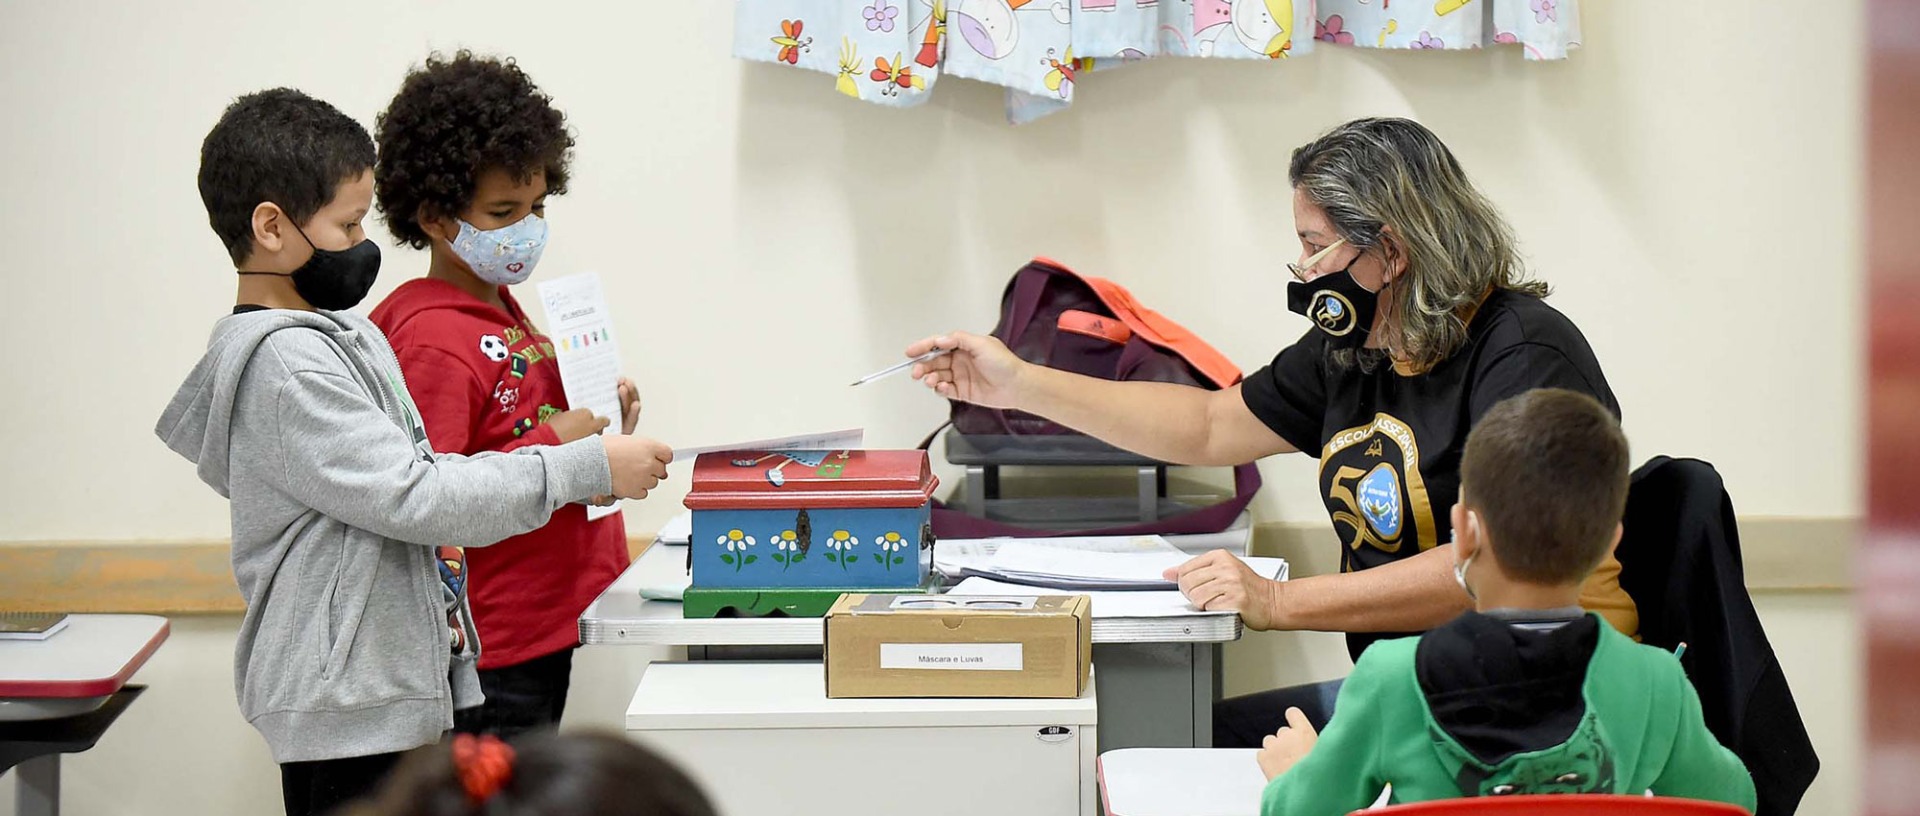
[1287, 238, 1349, 283]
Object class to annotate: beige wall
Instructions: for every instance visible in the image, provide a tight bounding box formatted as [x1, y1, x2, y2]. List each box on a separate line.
[0, 0, 1863, 814]
[0, 0, 1862, 543]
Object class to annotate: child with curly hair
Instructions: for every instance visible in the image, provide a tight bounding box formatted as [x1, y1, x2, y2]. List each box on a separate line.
[369, 51, 660, 738]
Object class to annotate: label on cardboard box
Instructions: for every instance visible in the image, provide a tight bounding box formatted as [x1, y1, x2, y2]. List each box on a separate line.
[879, 643, 1024, 671]
[825, 592, 1092, 699]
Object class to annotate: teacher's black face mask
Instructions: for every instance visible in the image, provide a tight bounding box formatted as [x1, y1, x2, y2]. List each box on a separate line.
[1287, 243, 1380, 349]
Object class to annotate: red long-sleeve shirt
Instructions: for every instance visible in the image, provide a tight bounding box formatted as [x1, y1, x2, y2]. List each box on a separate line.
[371, 278, 629, 669]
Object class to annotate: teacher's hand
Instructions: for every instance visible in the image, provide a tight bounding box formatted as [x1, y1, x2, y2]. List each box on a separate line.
[905, 331, 1027, 410]
[1166, 549, 1280, 630]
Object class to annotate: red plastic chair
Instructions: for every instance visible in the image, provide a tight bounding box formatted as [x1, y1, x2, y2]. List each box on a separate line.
[1353, 794, 1752, 815]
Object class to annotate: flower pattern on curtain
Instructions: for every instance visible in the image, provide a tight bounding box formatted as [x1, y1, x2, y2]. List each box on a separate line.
[732, 0, 1580, 122]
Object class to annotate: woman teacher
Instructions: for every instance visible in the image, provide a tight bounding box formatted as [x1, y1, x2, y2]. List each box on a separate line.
[905, 117, 1638, 748]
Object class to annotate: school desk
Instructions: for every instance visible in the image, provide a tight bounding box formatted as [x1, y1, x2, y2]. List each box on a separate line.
[628, 661, 1100, 816]
[0, 614, 169, 816]
[581, 540, 1246, 751]
[1096, 748, 1266, 816]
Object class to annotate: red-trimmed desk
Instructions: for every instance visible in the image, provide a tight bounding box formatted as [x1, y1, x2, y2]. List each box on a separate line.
[0, 615, 169, 816]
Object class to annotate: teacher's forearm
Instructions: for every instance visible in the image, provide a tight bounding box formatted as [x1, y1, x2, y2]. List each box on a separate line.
[1016, 366, 1242, 466]
[1269, 545, 1471, 633]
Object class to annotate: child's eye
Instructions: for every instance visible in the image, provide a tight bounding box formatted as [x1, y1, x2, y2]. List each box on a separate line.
[490, 211, 514, 220]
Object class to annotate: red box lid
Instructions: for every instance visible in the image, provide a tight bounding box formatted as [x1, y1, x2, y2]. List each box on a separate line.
[683, 450, 939, 510]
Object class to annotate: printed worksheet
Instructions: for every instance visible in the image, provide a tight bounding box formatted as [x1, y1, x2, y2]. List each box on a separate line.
[538, 273, 626, 521]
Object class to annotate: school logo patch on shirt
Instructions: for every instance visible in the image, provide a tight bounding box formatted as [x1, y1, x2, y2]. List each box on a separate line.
[1321, 413, 1437, 566]
[1357, 463, 1403, 539]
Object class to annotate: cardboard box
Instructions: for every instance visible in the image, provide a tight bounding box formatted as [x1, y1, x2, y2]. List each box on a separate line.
[824, 593, 1092, 699]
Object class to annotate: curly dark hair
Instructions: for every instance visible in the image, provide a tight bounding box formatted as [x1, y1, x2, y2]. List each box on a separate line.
[375, 50, 574, 250]
[199, 88, 374, 264]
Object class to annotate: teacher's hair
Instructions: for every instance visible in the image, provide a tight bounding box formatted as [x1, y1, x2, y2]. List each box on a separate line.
[1290, 117, 1549, 374]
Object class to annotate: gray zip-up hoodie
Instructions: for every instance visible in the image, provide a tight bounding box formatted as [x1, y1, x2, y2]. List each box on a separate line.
[155, 309, 612, 763]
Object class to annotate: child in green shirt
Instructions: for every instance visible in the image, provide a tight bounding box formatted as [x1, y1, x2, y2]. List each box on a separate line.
[1257, 388, 1756, 814]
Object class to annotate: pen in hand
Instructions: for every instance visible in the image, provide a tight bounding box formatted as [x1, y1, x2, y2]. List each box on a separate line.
[850, 348, 954, 387]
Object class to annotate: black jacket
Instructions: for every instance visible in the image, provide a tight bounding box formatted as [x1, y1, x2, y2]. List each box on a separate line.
[1616, 456, 1819, 816]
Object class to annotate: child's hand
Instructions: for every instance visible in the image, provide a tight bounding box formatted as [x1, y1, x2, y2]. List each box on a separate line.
[549, 408, 611, 443]
[606, 436, 674, 500]
[1257, 707, 1319, 781]
[617, 377, 642, 435]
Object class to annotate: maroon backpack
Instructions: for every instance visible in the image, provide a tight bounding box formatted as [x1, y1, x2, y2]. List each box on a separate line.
[932, 257, 1262, 538]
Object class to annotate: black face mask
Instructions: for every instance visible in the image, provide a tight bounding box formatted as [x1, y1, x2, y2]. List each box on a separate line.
[1287, 258, 1380, 350]
[238, 218, 381, 311]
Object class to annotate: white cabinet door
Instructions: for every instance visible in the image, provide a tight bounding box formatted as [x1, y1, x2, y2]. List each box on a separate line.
[635, 723, 1094, 816]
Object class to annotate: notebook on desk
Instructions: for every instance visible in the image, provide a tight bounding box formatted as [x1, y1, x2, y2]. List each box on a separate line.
[0, 612, 71, 641]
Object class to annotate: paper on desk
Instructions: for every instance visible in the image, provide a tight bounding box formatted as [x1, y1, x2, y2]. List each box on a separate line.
[933, 535, 1180, 579]
[672, 429, 865, 460]
[948, 577, 1235, 618]
[966, 542, 1287, 590]
[538, 272, 626, 521]
[657, 510, 693, 545]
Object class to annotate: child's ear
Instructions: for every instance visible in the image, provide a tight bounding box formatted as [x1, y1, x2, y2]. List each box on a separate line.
[416, 204, 457, 245]
[250, 202, 287, 255]
[1609, 522, 1623, 552]
[1450, 502, 1478, 558]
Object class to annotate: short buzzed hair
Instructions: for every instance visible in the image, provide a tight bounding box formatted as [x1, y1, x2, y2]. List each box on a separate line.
[1460, 388, 1630, 585]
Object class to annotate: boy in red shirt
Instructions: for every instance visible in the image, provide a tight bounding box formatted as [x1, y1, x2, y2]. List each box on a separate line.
[369, 51, 646, 737]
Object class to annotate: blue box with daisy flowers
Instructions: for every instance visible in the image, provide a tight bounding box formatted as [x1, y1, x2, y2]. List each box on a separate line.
[683, 449, 938, 595]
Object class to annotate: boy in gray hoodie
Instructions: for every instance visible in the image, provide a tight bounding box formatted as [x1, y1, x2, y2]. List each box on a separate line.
[156, 88, 674, 816]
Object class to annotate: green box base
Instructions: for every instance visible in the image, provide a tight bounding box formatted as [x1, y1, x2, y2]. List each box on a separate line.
[683, 583, 935, 619]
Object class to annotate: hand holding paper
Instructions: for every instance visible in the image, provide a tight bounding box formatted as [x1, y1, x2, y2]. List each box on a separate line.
[547, 408, 612, 443]
[618, 376, 642, 435]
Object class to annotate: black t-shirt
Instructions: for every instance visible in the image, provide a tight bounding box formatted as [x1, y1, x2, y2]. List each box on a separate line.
[1241, 289, 1619, 658]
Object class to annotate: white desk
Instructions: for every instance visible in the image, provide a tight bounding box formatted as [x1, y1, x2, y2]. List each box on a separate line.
[1097, 748, 1266, 816]
[581, 543, 1244, 646]
[580, 544, 1244, 749]
[629, 662, 1100, 816]
[0, 615, 169, 816]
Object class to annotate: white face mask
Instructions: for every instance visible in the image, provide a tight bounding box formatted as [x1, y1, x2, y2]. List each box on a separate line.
[1454, 511, 1481, 601]
[1454, 549, 1478, 602]
[451, 213, 547, 286]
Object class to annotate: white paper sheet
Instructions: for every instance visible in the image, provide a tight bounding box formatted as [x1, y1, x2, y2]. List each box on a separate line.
[537, 272, 625, 520]
[657, 510, 693, 545]
[962, 543, 1287, 591]
[947, 577, 1236, 619]
[672, 429, 866, 460]
[933, 535, 1180, 579]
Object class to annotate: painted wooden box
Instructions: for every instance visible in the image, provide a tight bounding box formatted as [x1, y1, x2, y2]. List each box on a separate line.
[684, 450, 938, 593]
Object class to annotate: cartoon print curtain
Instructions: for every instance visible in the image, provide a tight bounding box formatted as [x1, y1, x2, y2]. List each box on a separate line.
[733, 0, 1580, 123]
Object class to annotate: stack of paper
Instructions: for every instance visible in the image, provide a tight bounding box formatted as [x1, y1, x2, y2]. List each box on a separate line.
[947, 577, 1238, 619]
[960, 541, 1287, 591]
[933, 534, 1181, 579]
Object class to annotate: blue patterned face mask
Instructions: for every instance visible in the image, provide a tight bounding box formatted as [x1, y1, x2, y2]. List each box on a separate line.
[452, 213, 547, 286]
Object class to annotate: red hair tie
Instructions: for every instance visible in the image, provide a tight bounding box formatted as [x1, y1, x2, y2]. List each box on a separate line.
[451, 733, 515, 804]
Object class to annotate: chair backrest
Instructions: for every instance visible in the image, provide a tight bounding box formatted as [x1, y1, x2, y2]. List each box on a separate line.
[1357, 794, 1751, 816]
[1613, 457, 1819, 816]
